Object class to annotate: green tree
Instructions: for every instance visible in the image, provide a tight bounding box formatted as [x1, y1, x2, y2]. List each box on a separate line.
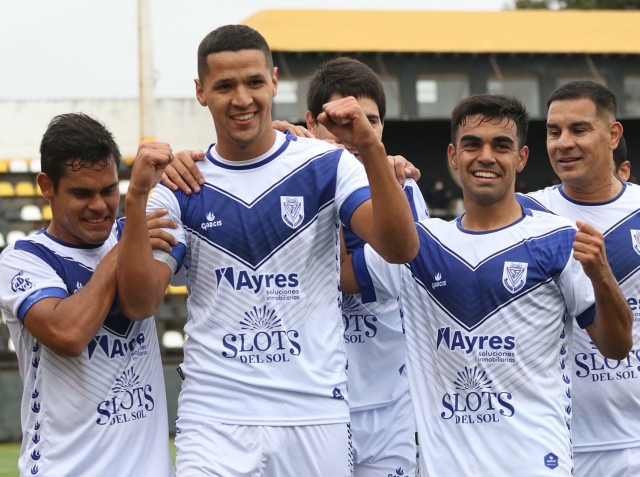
[515, 0, 640, 8]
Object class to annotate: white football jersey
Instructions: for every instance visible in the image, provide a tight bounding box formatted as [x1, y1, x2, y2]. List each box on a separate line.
[519, 182, 640, 452]
[0, 225, 174, 477]
[342, 179, 429, 411]
[150, 131, 371, 425]
[354, 208, 596, 476]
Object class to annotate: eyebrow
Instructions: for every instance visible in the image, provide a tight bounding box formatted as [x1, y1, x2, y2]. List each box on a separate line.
[459, 134, 515, 144]
[546, 120, 591, 129]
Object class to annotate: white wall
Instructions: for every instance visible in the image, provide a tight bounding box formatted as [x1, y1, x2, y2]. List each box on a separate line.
[0, 99, 216, 158]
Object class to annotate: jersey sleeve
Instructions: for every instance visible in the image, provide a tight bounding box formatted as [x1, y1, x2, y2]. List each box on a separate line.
[0, 247, 68, 322]
[404, 178, 430, 220]
[335, 150, 371, 229]
[146, 184, 187, 275]
[557, 252, 596, 329]
[352, 244, 402, 304]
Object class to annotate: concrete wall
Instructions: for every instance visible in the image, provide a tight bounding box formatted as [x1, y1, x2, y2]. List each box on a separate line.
[0, 99, 216, 159]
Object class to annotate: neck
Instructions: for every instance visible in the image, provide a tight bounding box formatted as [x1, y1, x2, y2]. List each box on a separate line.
[460, 197, 523, 232]
[561, 175, 623, 203]
[215, 128, 277, 162]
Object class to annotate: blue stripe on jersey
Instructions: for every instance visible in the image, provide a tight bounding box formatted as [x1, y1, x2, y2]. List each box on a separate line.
[343, 183, 423, 252]
[352, 247, 377, 303]
[14, 240, 134, 338]
[17, 287, 68, 322]
[176, 148, 361, 268]
[408, 223, 576, 331]
[516, 192, 554, 213]
[205, 135, 292, 170]
[604, 209, 640, 285]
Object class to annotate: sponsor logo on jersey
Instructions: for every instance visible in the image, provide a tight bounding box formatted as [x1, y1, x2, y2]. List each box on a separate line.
[342, 295, 378, 344]
[388, 468, 405, 477]
[88, 332, 148, 361]
[432, 272, 447, 289]
[73, 281, 83, 293]
[544, 453, 559, 470]
[221, 305, 301, 364]
[281, 196, 304, 229]
[96, 367, 156, 426]
[575, 343, 640, 382]
[632, 229, 640, 255]
[440, 366, 515, 424]
[502, 261, 528, 293]
[436, 327, 516, 362]
[214, 267, 300, 301]
[201, 211, 222, 230]
[10, 271, 34, 292]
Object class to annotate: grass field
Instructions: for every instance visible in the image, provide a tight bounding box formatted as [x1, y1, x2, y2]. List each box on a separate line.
[0, 440, 177, 476]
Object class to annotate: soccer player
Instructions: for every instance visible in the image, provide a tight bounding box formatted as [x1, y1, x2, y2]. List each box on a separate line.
[517, 81, 640, 476]
[614, 134, 631, 181]
[115, 24, 418, 477]
[0, 113, 175, 476]
[305, 56, 427, 477]
[340, 93, 632, 476]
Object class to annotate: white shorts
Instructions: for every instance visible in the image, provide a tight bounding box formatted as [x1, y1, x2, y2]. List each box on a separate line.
[574, 447, 640, 477]
[351, 391, 418, 477]
[175, 418, 353, 477]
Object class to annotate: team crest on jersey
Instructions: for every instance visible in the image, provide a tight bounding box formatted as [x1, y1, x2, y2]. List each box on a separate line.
[502, 261, 528, 294]
[632, 229, 640, 255]
[281, 196, 304, 229]
[10, 271, 34, 292]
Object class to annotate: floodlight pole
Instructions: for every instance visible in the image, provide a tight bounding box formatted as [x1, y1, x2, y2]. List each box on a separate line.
[138, 0, 156, 142]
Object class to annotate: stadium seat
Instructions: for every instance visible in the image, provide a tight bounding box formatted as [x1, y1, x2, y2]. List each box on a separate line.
[0, 160, 9, 173]
[6, 230, 26, 246]
[29, 160, 41, 173]
[41, 204, 52, 220]
[167, 285, 188, 295]
[20, 204, 42, 221]
[162, 330, 185, 349]
[8, 159, 29, 173]
[0, 182, 14, 197]
[15, 181, 35, 196]
[119, 179, 130, 195]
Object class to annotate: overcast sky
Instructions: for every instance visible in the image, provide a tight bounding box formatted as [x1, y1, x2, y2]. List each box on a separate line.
[0, 0, 512, 100]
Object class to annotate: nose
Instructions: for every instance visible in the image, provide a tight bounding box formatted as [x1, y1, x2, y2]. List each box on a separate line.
[88, 194, 108, 212]
[478, 144, 496, 163]
[231, 85, 253, 108]
[555, 130, 575, 151]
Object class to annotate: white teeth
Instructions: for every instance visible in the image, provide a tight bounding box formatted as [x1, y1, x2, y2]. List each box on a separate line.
[233, 113, 254, 121]
[474, 171, 498, 178]
[85, 218, 105, 224]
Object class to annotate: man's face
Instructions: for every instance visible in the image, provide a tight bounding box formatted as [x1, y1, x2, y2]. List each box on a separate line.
[195, 49, 278, 161]
[306, 93, 383, 161]
[546, 98, 621, 190]
[448, 114, 527, 207]
[39, 160, 119, 245]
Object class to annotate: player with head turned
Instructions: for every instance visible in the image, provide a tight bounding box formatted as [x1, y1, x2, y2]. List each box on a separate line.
[0, 113, 175, 477]
[341, 93, 632, 476]
[116, 25, 418, 477]
[614, 134, 631, 182]
[517, 80, 640, 477]
[305, 56, 427, 477]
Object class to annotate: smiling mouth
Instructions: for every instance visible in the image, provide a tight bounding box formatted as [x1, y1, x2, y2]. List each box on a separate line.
[472, 171, 498, 179]
[84, 217, 109, 225]
[231, 112, 256, 121]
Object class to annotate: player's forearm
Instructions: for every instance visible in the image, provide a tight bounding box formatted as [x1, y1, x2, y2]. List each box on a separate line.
[590, 271, 633, 359]
[41, 250, 118, 356]
[117, 192, 167, 319]
[359, 141, 419, 263]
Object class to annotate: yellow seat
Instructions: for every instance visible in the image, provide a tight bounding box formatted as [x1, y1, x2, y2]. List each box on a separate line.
[0, 160, 9, 173]
[15, 181, 35, 196]
[0, 182, 14, 197]
[41, 204, 52, 220]
[167, 285, 188, 295]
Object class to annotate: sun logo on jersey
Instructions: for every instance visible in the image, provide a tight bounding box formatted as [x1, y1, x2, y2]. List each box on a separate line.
[239, 306, 282, 331]
[631, 229, 640, 255]
[454, 366, 493, 391]
[10, 271, 34, 292]
[112, 367, 140, 393]
[281, 196, 304, 229]
[502, 261, 528, 294]
[341, 295, 359, 314]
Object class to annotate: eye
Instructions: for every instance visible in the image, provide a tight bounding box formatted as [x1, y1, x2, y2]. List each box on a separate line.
[547, 129, 560, 138]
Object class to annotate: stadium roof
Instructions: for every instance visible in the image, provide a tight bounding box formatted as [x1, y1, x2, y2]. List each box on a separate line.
[243, 9, 640, 55]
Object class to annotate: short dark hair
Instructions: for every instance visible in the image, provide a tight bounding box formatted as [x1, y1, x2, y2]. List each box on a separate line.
[547, 80, 617, 119]
[306, 57, 386, 121]
[614, 134, 627, 170]
[450, 94, 529, 148]
[39, 113, 121, 190]
[197, 24, 273, 82]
